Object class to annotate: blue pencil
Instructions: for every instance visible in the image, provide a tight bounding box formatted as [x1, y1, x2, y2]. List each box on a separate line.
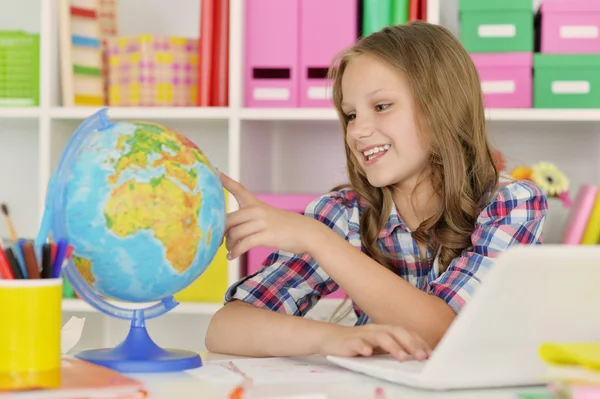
[52, 239, 69, 278]
[13, 239, 28, 279]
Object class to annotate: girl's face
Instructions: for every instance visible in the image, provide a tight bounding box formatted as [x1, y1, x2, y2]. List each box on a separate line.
[341, 54, 430, 191]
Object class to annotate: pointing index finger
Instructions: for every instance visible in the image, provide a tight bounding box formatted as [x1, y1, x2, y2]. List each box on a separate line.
[217, 169, 255, 207]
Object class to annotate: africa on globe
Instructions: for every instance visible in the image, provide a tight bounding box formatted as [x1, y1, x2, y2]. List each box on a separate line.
[63, 119, 226, 303]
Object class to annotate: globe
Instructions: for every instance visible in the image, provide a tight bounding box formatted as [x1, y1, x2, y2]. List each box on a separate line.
[35, 107, 226, 372]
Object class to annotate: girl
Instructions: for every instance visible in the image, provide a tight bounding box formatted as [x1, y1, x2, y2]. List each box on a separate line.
[205, 22, 547, 362]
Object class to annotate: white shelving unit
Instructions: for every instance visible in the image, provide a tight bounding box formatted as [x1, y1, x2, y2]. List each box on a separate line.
[2, 0, 599, 352]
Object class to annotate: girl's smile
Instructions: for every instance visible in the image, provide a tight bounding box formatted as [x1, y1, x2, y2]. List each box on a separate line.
[360, 144, 391, 164]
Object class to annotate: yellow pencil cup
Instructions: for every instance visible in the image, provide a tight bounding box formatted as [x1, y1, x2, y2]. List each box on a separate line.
[0, 278, 62, 391]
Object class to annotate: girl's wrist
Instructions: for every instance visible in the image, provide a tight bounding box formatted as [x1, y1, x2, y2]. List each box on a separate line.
[303, 218, 334, 256]
[312, 322, 350, 355]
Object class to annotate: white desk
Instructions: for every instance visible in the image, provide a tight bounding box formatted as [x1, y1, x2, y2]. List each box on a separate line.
[126, 353, 553, 399]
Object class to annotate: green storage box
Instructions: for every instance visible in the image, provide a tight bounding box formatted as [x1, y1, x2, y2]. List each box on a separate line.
[459, 0, 534, 53]
[0, 31, 39, 106]
[534, 54, 600, 108]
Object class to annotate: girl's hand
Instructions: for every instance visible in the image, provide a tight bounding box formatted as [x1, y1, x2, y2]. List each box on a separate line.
[319, 324, 432, 362]
[219, 170, 321, 259]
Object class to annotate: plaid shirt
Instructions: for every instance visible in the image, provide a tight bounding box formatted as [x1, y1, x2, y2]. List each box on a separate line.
[224, 176, 548, 325]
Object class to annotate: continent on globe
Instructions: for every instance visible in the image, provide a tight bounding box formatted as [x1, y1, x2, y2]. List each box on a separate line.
[104, 176, 202, 273]
[105, 123, 209, 274]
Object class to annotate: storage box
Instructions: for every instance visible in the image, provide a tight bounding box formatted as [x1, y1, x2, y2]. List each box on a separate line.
[299, 0, 357, 107]
[246, 194, 346, 299]
[0, 31, 39, 106]
[244, 0, 299, 107]
[533, 54, 600, 108]
[106, 35, 198, 106]
[459, 0, 534, 53]
[541, 0, 600, 54]
[471, 52, 532, 108]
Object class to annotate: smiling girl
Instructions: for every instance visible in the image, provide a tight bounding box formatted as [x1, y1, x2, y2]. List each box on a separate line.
[205, 21, 547, 362]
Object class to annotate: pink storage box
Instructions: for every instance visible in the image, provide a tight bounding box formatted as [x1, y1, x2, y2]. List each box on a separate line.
[299, 0, 357, 107]
[246, 194, 346, 299]
[244, 0, 299, 107]
[106, 35, 198, 106]
[542, 0, 600, 54]
[471, 52, 532, 108]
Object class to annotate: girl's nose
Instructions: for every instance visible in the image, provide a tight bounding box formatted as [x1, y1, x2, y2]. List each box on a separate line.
[349, 114, 375, 140]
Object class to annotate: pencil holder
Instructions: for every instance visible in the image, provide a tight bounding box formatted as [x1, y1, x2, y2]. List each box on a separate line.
[0, 278, 62, 390]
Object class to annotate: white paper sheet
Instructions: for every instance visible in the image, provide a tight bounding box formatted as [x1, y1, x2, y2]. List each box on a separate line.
[191, 356, 358, 385]
[61, 316, 85, 354]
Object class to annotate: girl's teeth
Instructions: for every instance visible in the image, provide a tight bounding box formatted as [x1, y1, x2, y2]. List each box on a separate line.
[363, 145, 391, 157]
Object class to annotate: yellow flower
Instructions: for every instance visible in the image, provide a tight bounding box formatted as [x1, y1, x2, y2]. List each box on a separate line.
[510, 166, 533, 181]
[530, 162, 569, 197]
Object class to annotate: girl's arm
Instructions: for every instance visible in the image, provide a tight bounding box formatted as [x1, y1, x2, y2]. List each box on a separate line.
[206, 300, 432, 360]
[205, 300, 341, 357]
[308, 224, 455, 347]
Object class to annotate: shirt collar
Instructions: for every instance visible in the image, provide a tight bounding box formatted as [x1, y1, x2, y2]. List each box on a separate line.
[378, 203, 409, 238]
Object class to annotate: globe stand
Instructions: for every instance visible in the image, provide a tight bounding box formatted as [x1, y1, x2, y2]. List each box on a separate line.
[75, 309, 202, 373]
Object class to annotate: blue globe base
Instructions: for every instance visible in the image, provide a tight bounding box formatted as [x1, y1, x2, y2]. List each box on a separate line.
[75, 323, 202, 373]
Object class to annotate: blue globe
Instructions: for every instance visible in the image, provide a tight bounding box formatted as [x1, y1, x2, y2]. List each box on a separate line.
[52, 113, 226, 303]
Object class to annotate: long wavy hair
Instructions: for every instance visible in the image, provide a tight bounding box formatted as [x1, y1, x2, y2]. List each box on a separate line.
[327, 22, 498, 321]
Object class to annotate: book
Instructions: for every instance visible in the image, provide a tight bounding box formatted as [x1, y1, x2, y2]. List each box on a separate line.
[391, 0, 409, 25]
[58, 0, 106, 107]
[581, 189, 600, 244]
[197, 0, 214, 106]
[550, 381, 600, 399]
[362, 0, 391, 37]
[408, 0, 419, 21]
[0, 358, 146, 398]
[561, 185, 598, 244]
[210, 0, 229, 107]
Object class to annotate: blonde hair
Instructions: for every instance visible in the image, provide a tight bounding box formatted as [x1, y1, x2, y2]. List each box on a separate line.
[327, 22, 498, 323]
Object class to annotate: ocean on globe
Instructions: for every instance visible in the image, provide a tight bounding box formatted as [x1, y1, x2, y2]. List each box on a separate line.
[62, 120, 226, 303]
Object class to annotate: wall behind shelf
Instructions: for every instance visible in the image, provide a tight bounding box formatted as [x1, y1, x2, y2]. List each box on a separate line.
[118, 0, 200, 37]
[240, 120, 348, 195]
[0, 120, 40, 239]
[0, 0, 40, 33]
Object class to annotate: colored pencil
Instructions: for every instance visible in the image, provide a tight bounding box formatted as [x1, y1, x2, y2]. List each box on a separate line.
[5, 247, 23, 279]
[1, 203, 18, 242]
[21, 240, 40, 279]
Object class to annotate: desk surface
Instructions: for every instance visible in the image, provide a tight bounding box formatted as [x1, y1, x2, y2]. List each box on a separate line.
[126, 353, 551, 399]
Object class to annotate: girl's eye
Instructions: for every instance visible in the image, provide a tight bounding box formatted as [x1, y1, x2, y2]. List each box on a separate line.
[346, 113, 356, 121]
[375, 103, 391, 111]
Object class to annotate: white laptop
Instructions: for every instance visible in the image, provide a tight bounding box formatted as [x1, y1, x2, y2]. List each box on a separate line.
[326, 245, 600, 390]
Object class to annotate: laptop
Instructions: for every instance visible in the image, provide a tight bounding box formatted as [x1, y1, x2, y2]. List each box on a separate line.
[326, 245, 600, 390]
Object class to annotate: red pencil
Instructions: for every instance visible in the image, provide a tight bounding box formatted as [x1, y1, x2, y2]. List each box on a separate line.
[0, 247, 15, 279]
